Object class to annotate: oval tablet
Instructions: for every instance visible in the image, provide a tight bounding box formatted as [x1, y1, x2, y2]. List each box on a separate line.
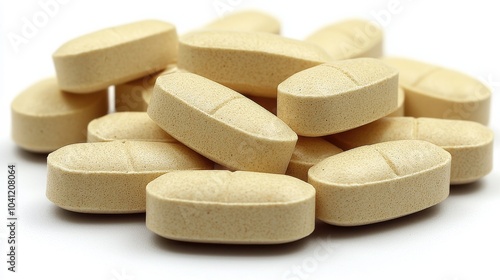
[309, 140, 451, 226]
[277, 58, 399, 136]
[53, 20, 178, 93]
[146, 170, 316, 244]
[286, 137, 343, 181]
[305, 19, 383, 60]
[178, 30, 332, 97]
[203, 10, 280, 33]
[87, 112, 177, 143]
[382, 57, 491, 124]
[11, 78, 108, 153]
[326, 117, 494, 184]
[115, 65, 179, 112]
[147, 73, 298, 174]
[46, 141, 212, 213]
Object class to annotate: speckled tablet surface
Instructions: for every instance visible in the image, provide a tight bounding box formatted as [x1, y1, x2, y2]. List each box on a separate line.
[53, 20, 178, 93]
[87, 112, 177, 143]
[277, 58, 399, 136]
[115, 65, 179, 112]
[248, 96, 277, 115]
[178, 30, 331, 97]
[327, 117, 494, 184]
[146, 170, 315, 244]
[309, 140, 451, 226]
[382, 57, 491, 124]
[387, 87, 405, 117]
[46, 141, 212, 213]
[147, 73, 297, 174]
[286, 137, 343, 181]
[11, 78, 108, 153]
[305, 19, 383, 60]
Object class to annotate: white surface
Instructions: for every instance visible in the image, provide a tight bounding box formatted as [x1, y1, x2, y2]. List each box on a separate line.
[1, 1, 499, 279]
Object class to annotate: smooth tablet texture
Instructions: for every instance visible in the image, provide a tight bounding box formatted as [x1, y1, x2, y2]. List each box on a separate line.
[146, 170, 316, 244]
[387, 87, 405, 117]
[46, 141, 212, 214]
[11, 78, 108, 153]
[277, 58, 399, 136]
[53, 20, 178, 93]
[305, 19, 383, 60]
[178, 30, 332, 97]
[115, 65, 179, 112]
[148, 73, 298, 174]
[203, 10, 280, 33]
[286, 137, 343, 181]
[87, 112, 177, 143]
[309, 140, 451, 226]
[327, 117, 494, 184]
[382, 57, 491, 124]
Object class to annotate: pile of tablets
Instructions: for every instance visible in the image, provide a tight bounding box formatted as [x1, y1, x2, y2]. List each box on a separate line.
[11, 10, 493, 244]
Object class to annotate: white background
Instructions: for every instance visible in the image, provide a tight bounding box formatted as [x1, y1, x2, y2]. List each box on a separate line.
[1, 0, 499, 279]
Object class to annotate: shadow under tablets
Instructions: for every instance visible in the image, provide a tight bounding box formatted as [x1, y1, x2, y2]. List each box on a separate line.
[311, 178, 490, 241]
[449, 179, 486, 196]
[310, 203, 443, 241]
[15, 147, 48, 164]
[151, 206, 441, 257]
[151, 229, 309, 257]
[52, 206, 145, 225]
[50, 178, 465, 257]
